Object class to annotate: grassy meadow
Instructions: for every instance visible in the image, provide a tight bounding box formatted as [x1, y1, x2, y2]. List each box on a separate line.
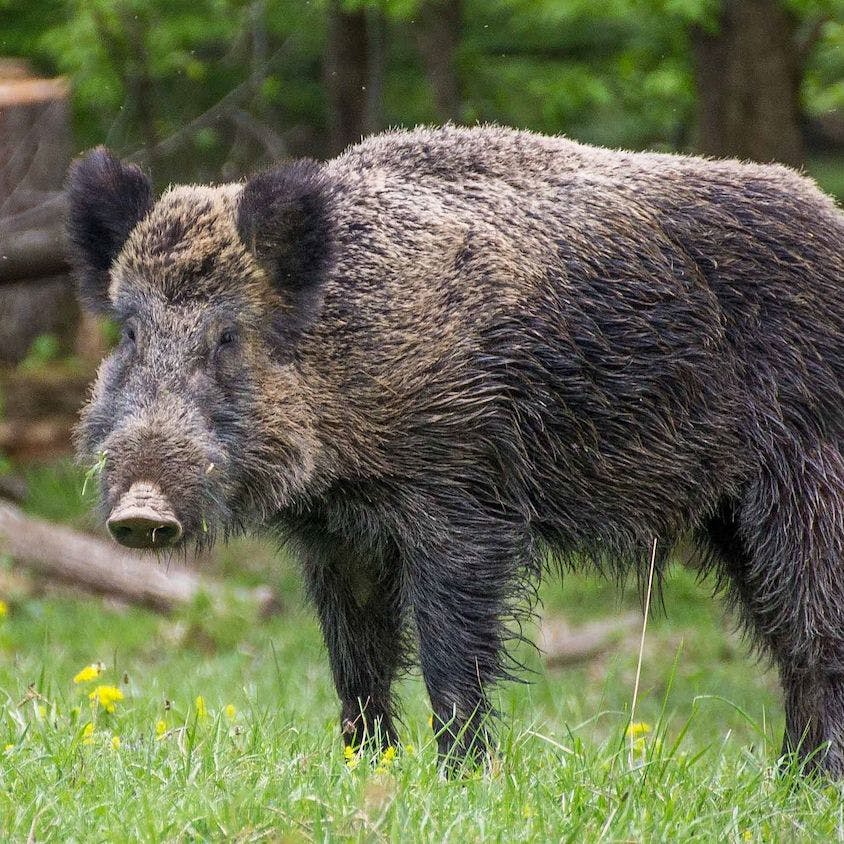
[0, 461, 842, 841]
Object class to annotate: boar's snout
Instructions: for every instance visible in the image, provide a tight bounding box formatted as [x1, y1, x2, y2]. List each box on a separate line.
[107, 482, 183, 549]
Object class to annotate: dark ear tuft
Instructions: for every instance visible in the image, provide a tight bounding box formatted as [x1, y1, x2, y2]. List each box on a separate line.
[66, 147, 153, 312]
[237, 159, 332, 294]
[237, 160, 333, 351]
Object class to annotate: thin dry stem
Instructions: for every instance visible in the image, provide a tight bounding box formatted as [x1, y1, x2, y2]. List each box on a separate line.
[629, 536, 658, 761]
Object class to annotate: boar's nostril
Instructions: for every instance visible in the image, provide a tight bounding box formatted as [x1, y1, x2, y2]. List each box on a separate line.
[107, 483, 183, 549]
[108, 514, 182, 548]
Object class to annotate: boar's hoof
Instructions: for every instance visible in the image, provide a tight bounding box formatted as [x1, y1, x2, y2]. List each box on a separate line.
[107, 482, 183, 549]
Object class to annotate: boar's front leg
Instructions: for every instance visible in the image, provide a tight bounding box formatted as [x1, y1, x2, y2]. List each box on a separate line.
[297, 527, 407, 752]
[405, 508, 533, 767]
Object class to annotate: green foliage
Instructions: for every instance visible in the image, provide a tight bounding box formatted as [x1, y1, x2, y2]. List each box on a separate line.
[1, 0, 840, 180]
[21, 459, 93, 526]
[18, 334, 61, 372]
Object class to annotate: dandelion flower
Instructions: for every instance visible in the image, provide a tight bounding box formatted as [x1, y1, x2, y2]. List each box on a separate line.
[37, 704, 47, 719]
[380, 746, 396, 766]
[73, 663, 103, 684]
[155, 720, 167, 739]
[404, 744, 416, 756]
[3, 743, 14, 753]
[343, 744, 360, 770]
[224, 704, 236, 721]
[82, 723, 95, 745]
[626, 721, 651, 739]
[195, 695, 208, 721]
[0, 600, 8, 618]
[111, 735, 121, 750]
[89, 685, 124, 713]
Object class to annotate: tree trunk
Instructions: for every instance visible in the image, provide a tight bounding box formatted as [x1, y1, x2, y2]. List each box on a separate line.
[0, 70, 77, 364]
[324, 2, 370, 155]
[692, 0, 804, 166]
[415, 0, 463, 122]
[323, 1, 388, 156]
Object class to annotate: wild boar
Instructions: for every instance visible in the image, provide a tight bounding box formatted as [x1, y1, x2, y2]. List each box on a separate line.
[67, 125, 844, 773]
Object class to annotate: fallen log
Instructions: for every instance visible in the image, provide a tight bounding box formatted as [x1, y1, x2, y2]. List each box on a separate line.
[0, 501, 279, 615]
[0, 228, 69, 284]
[540, 612, 642, 667]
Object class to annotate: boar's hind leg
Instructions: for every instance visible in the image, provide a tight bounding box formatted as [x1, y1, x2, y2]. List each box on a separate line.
[299, 530, 407, 752]
[708, 440, 844, 777]
[406, 516, 533, 767]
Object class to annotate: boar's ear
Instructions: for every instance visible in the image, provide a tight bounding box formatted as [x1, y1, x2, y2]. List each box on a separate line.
[66, 147, 153, 312]
[236, 160, 331, 341]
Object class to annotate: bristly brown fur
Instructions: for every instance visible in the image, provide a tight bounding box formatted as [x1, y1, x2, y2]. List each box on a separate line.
[67, 125, 844, 773]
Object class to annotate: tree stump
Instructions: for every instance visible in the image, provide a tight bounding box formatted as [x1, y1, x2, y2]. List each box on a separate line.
[0, 63, 77, 364]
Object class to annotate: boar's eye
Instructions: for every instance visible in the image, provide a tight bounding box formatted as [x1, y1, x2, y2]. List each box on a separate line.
[217, 329, 237, 348]
[123, 324, 137, 344]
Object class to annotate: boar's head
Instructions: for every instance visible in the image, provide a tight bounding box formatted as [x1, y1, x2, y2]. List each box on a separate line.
[67, 148, 331, 550]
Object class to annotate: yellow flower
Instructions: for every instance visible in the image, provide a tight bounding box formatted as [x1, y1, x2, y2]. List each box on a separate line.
[404, 743, 416, 756]
[155, 720, 167, 739]
[89, 685, 124, 713]
[742, 831, 753, 843]
[344, 744, 360, 770]
[3, 743, 14, 753]
[626, 721, 651, 739]
[111, 735, 121, 750]
[82, 723, 95, 745]
[0, 600, 8, 618]
[224, 704, 236, 721]
[380, 746, 396, 766]
[195, 695, 208, 721]
[522, 804, 535, 819]
[37, 704, 47, 719]
[73, 663, 103, 684]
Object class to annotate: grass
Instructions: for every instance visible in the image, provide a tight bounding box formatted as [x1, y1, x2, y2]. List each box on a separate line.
[0, 461, 842, 841]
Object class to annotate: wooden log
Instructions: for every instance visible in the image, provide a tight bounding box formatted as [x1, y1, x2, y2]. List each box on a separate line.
[540, 612, 642, 668]
[0, 228, 69, 284]
[0, 501, 279, 615]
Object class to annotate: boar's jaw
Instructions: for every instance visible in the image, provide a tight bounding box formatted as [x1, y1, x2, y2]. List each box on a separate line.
[107, 482, 183, 549]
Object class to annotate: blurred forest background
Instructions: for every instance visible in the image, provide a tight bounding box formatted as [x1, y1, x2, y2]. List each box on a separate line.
[3, 0, 844, 183]
[0, 0, 841, 596]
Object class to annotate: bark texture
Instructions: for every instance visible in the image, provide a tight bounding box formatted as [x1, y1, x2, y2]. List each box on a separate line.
[692, 0, 804, 166]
